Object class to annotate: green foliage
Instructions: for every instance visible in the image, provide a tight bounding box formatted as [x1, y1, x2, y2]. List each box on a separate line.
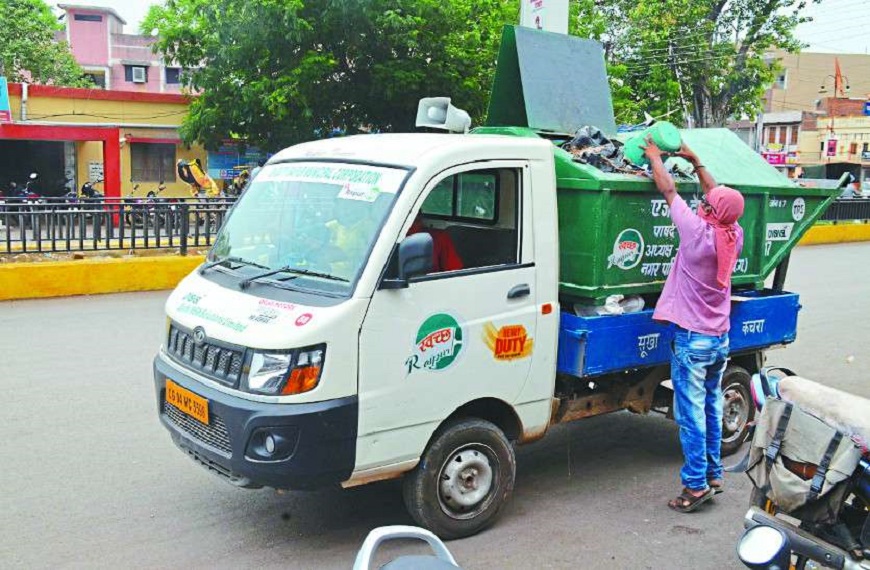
[570, 0, 817, 127]
[144, 0, 516, 151]
[0, 0, 90, 87]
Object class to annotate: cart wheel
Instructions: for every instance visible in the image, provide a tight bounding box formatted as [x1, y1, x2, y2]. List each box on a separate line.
[402, 418, 515, 540]
[721, 364, 753, 457]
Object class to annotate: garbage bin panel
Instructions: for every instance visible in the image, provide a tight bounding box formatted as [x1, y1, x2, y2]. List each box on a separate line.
[473, 127, 838, 302]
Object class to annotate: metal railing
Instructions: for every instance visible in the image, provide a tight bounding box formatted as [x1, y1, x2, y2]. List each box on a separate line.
[0, 197, 236, 255]
[820, 197, 870, 223]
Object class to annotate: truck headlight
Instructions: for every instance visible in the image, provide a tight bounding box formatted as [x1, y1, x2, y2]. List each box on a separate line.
[244, 344, 325, 395]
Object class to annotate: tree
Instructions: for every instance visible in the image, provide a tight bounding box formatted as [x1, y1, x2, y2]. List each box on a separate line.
[143, 0, 516, 151]
[571, 0, 818, 127]
[0, 0, 90, 87]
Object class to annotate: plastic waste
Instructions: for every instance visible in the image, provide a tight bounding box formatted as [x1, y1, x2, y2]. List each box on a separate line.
[562, 126, 627, 173]
[573, 294, 645, 317]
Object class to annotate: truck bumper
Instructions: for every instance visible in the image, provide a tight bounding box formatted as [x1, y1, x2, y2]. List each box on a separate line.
[153, 354, 357, 490]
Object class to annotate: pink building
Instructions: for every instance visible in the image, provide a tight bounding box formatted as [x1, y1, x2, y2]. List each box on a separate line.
[58, 4, 183, 94]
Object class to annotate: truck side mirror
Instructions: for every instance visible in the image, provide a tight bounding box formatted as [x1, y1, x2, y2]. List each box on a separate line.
[381, 233, 433, 289]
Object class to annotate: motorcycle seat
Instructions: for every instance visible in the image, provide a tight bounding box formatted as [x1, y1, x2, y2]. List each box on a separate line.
[778, 376, 870, 449]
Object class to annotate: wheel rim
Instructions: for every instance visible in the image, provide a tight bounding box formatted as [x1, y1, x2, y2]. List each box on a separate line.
[437, 443, 498, 520]
[722, 381, 750, 444]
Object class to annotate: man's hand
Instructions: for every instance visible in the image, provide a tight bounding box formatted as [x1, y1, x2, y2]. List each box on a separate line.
[674, 144, 699, 165]
[643, 135, 677, 205]
[676, 142, 718, 194]
[642, 135, 665, 161]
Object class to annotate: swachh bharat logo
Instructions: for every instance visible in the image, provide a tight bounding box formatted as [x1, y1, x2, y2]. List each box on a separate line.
[405, 313, 464, 374]
[607, 228, 645, 270]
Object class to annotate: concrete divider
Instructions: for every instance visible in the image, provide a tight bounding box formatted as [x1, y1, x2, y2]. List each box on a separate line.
[0, 255, 204, 301]
[799, 223, 870, 246]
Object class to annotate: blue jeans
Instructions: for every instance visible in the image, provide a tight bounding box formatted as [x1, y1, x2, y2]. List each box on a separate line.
[671, 328, 729, 491]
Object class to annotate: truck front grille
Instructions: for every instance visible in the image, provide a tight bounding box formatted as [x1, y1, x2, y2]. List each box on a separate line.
[166, 323, 245, 387]
[164, 401, 232, 456]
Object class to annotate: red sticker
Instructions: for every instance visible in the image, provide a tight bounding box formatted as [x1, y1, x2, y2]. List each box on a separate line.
[295, 313, 313, 327]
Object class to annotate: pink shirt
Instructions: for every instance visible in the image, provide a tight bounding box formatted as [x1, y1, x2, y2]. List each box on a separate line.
[652, 195, 744, 335]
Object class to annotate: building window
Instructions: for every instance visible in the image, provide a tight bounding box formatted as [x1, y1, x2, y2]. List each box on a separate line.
[778, 127, 787, 145]
[767, 127, 776, 144]
[74, 14, 103, 22]
[131, 143, 176, 182]
[165, 67, 181, 85]
[850, 142, 858, 155]
[124, 65, 148, 84]
[790, 126, 799, 146]
[774, 71, 787, 90]
[83, 72, 106, 89]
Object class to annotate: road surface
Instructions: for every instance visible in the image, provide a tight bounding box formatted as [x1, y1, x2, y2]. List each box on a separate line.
[2, 242, 868, 569]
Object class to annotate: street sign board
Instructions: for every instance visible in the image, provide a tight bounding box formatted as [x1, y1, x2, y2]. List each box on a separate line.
[864, 101, 870, 116]
[519, 0, 568, 34]
[0, 77, 12, 123]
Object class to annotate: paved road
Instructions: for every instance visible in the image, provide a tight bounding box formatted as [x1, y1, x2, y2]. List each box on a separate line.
[2, 242, 868, 570]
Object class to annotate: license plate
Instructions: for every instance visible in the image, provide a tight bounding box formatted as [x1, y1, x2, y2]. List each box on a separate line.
[166, 379, 209, 425]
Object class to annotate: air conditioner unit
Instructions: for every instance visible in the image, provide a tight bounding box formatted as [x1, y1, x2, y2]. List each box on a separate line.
[132, 66, 146, 83]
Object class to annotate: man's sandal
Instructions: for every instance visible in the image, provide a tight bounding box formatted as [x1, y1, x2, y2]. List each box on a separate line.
[708, 479, 724, 495]
[668, 487, 714, 513]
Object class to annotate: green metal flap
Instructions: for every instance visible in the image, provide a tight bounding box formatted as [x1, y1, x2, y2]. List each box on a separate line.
[485, 25, 616, 136]
[678, 129, 799, 192]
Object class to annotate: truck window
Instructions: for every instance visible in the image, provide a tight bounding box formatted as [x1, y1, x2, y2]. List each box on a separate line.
[414, 168, 519, 273]
[210, 162, 407, 293]
[421, 171, 498, 223]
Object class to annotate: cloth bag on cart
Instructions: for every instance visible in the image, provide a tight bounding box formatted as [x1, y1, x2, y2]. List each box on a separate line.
[746, 397, 863, 523]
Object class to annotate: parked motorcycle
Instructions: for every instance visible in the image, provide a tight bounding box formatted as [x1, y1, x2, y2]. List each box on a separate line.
[124, 182, 175, 232]
[735, 368, 870, 570]
[4, 173, 45, 229]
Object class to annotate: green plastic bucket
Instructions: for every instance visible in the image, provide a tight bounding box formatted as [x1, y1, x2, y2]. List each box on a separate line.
[623, 122, 683, 166]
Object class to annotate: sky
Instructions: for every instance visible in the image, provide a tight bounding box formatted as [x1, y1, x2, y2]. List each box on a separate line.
[54, 0, 870, 54]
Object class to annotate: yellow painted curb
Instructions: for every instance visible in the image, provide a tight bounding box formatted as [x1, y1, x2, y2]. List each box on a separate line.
[799, 224, 870, 246]
[0, 255, 204, 301]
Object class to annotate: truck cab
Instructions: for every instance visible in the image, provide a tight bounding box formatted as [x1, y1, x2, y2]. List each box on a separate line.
[155, 133, 562, 536]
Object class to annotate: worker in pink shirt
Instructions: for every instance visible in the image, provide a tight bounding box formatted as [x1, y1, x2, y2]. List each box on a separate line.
[643, 136, 745, 513]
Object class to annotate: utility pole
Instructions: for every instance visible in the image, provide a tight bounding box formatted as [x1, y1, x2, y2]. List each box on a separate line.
[669, 40, 694, 128]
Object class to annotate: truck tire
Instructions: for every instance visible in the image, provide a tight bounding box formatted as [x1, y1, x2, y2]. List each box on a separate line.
[402, 418, 516, 540]
[721, 364, 754, 457]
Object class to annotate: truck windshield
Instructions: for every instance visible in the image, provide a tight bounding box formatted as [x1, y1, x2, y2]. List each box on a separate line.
[210, 161, 407, 295]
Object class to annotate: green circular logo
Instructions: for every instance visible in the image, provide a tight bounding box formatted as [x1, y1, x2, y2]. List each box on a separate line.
[407, 313, 464, 373]
[607, 228, 645, 270]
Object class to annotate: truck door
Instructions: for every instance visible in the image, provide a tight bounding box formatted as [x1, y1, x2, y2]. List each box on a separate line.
[356, 162, 537, 470]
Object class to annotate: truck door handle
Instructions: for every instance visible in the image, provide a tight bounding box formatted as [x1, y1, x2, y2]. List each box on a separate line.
[507, 284, 531, 299]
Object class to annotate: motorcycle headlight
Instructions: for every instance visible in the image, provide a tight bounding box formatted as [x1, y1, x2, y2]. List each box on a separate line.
[244, 344, 325, 395]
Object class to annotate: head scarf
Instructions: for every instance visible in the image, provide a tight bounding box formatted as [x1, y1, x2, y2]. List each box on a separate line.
[698, 186, 745, 288]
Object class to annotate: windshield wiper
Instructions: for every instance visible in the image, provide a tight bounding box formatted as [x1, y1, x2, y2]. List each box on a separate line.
[199, 256, 268, 275]
[238, 265, 349, 290]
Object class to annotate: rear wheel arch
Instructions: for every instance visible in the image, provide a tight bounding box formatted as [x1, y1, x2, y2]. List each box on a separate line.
[443, 397, 523, 442]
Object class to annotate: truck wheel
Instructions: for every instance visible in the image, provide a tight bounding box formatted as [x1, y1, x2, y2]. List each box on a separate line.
[721, 365, 753, 457]
[402, 418, 516, 540]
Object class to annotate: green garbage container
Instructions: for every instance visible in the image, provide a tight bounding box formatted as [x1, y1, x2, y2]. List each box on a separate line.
[473, 126, 839, 303]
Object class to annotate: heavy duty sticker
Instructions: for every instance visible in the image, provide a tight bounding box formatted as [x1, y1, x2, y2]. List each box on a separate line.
[406, 313, 464, 374]
[483, 323, 533, 360]
[608, 228, 645, 270]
